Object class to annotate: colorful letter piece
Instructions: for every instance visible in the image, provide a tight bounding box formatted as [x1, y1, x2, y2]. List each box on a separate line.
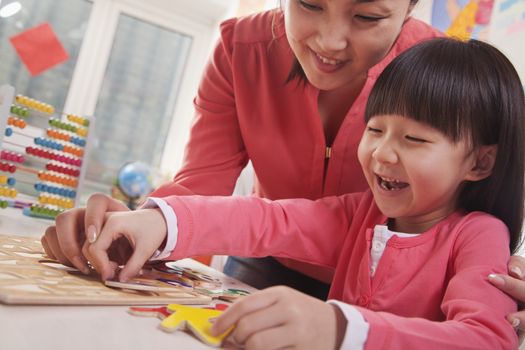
[161, 304, 233, 347]
[128, 306, 172, 319]
[128, 304, 231, 347]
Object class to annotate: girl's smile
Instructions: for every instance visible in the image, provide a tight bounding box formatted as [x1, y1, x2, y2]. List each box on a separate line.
[358, 115, 482, 233]
[376, 174, 409, 192]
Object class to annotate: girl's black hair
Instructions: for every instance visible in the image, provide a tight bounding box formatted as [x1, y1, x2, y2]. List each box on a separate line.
[365, 37, 525, 253]
[285, 0, 420, 85]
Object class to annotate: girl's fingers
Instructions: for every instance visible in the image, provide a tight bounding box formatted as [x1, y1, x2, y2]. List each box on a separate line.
[118, 246, 151, 282]
[83, 218, 123, 280]
[230, 302, 289, 345]
[211, 289, 281, 335]
[243, 325, 294, 350]
[53, 208, 89, 272]
[84, 193, 129, 244]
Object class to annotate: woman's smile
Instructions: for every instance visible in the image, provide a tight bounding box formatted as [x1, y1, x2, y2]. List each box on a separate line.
[309, 47, 347, 74]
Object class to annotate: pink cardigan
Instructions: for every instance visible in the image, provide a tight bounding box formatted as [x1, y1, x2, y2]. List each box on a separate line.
[163, 192, 517, 349]
[150, 10, 441, 281]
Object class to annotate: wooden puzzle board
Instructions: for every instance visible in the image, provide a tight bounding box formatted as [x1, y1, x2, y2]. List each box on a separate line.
[0, 234, 211, 305]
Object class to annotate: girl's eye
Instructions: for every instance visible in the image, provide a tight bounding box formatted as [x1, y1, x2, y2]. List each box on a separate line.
[367, 126, 382, 134]
[405, 135, 428, 143]
[299, 0, 321, 11]
[355, 15, 384, 22]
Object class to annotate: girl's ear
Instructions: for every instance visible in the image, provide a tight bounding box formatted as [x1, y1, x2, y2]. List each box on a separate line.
[465, 145, 498, 181]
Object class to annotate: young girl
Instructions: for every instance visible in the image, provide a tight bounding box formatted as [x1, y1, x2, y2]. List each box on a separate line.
[66, 38, 525, 349]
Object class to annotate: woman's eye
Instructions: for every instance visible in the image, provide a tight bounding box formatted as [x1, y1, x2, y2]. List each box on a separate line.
[355, 15, 384, 22]
[299, 0, 321, 11]
[405, 135, 428, 143]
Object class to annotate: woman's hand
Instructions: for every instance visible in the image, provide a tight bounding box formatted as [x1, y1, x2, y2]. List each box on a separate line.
[488, 255, 525, 341]
[211, 286, 345, 350]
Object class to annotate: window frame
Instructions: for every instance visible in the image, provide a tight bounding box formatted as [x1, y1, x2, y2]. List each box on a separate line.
[64, 0, 235, 178]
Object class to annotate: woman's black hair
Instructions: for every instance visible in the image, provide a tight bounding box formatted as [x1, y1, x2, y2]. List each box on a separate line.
[365, 37, 525, 253]
[285, 0, 420, 85]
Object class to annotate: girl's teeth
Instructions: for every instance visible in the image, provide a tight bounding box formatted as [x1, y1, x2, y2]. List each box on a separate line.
[379, 177, 408, 191]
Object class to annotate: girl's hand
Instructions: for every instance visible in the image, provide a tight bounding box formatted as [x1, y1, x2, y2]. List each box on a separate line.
[41, 193, 130, 274]
[82, 208, 168, 282]
[211, 286, 345, 350]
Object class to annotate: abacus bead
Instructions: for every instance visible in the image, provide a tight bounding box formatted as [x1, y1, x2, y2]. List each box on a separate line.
[5, 128, 13, 136]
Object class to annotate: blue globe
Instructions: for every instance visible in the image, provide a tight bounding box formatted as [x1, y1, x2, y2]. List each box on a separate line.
[117, 162, 153, 198]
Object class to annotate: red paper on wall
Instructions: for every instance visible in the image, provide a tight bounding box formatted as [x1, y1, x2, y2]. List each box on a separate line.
[9, 23, 69, 76]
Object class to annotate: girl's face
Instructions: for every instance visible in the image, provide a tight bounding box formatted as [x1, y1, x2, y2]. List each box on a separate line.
[357, 115, 479, 233]
[284, 0, 414, 91]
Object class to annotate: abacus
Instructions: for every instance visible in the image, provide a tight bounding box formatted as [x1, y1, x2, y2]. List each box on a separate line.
[0, 84, 93, 219]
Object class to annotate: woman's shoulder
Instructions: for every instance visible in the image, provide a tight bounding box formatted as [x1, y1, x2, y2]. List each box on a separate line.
[219, 9, 285, 46]
[395, 17, 444, 53]
[368, 18, 443, 78]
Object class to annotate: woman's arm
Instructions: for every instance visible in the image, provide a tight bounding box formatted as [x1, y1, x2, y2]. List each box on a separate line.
[151, 18, 248, 197]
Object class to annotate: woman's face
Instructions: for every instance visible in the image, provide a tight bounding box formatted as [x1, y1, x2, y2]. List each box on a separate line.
[284, 0, 414, 91]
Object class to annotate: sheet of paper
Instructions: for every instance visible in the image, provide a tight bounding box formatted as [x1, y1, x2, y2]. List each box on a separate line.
[9, 23, 69, 76]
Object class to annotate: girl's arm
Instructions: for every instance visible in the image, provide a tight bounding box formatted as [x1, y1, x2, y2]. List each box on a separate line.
[151, 18, 247, 197]
[163, 194, 361, 268]
[83, 193, 363, 282]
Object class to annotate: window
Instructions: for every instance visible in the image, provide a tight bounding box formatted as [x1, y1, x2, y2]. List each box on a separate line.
[86, 13, 192, 191]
